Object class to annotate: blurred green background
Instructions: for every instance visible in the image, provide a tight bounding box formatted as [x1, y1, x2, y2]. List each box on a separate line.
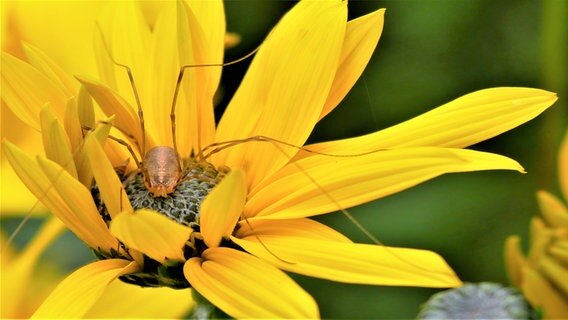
[3, 0, 566, 318]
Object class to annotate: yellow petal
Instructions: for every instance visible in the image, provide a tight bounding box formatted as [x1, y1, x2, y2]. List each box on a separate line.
[31, 259, 139, 319]
[145, 3, 179, 149]
[95, 1, 150, 104]
[184, 247, 319, 318]
[504, 235, 529, 288]
[110, 210, 192, 263]
[247, 147, 524, 219]
[84, 134, 133, 217]
[4, 1, 100, 76]
[1, 52, 68, 130]
[75, 117, 113, 187]
[85, 279, 194, 318]
[200, 169, 247, 248]
[40, 105, 77, 178]
[237, 218, 352, 243]
[0, 103, 46, 215]
[22, 42, 77, 96]
[560, 131, 568, 201]
[233, 236, 460, 288]
[539, 255, 568, 297]
[63, 97, 83, 153]
[522, 267, 568, 319]
[214, 0, 347, 188]
[77, 76, 147, 149]
[2, 141, 117, 251]
[305, 88, 558, 155]
[36, 155, 119, 251]
[550, 242, 568, 265]
[321, 8, 385, 119]
[1, 218, 64, 318]
[176, 0, 223, 154]
[537, 190, 568, 228]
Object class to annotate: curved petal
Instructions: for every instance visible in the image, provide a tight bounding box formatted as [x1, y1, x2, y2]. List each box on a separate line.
[305, 88, 558, 156]
[233, 236, 461, 288]
[3, 141, 118, 251]
[1, 52, 68, 130]
[237, 218, 352, 243]
[40, 105, 77, 178]
[1, 218, 64, 318]
[31, 259, 139, 319]
[536, 191, 568, 228]
[0, 103, 45, 215]
[200, 169, 247, 248]
[22, 43, 77, 96]
[214, 0, 347, 188]
[85, 134, 133, 217]
[320, 8, 385, 119]
[522, 267, 568, 318]
[504, 236, 528, 288]
[77, 76, 146, 149]
[184, 247, 319, 319]
[110, 209, 192, 263]
[85, 279, 194, 318]
[247, 147, 524, 219]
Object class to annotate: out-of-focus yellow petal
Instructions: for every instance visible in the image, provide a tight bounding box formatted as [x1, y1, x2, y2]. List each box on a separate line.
[559, 131, 568, 201]
[537, 191, 568, 229]
[1, 52, 68, 130]
[522, 267, 568, 319]
[214, 0, 347, 188]
[1, 218, 64, 318]
[3, 141, 117, 251]
[539, 255, 568, 297]
[4, 1, 101, 76]
[233, 236, 461, 288]
[110, 210, 192, 263]
[200, 169, 246, 248]
[247, 147, 524, 219]
[31, 259, 139, 319]
[85, 277, 194, 318]
[304, 88, 558, 156]
[504, 236, 529, 288]
[22, 43, 77, 96]
[77, 76, 146, 148]
[184, 247, 319, 319]
[40, 106, 77, 178]
[321, 8, 385, 119]
[550, 242, 568, 265]
[85, 135, 132, 217]
[1, 103, 45, 215]
[237, 218, 352, 243]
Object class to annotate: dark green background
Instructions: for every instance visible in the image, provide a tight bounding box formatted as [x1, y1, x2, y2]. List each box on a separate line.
[3, 0, 566, 318]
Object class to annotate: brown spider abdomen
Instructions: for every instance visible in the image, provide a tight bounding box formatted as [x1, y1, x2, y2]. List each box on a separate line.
[142, 146, 182, 197]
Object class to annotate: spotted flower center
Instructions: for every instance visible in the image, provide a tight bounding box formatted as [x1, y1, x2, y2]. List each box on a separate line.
[91, 159, 230, 289]
[93, 160, 229, 227]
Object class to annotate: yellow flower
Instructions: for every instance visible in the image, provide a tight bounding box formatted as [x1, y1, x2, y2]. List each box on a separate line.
[0, 217, 193, 318]
[505, 132, 568, 319]
[0, 0, 558, 318]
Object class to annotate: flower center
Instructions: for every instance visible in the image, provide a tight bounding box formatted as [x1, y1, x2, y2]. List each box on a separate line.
[93, 160, 229, 227]
[91, 159, 230, 289]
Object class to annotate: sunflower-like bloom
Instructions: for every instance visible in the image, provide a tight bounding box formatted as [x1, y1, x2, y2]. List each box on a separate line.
[505, 133, 568, 319]
[1, 1, 558, 318]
